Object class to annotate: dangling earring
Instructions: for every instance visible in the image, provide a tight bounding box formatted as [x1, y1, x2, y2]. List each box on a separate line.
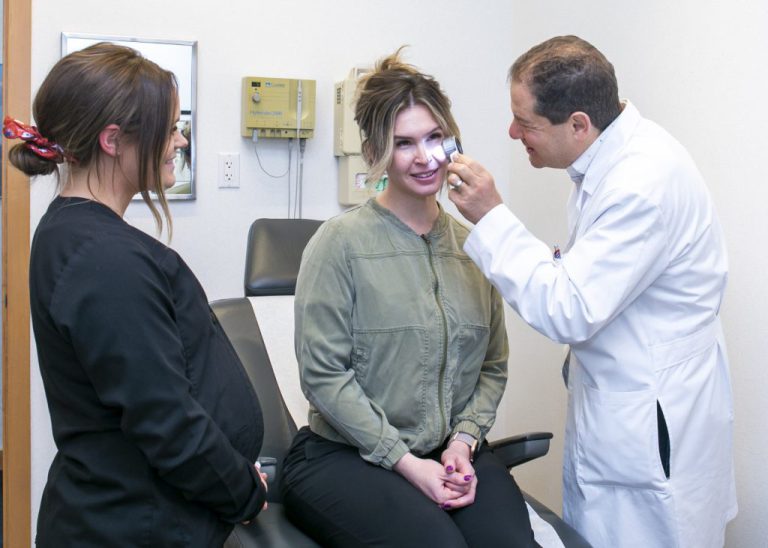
[375, 172, 388, 192]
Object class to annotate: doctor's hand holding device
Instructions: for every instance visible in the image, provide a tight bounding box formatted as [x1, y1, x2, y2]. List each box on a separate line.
[447, 34, 736, 548]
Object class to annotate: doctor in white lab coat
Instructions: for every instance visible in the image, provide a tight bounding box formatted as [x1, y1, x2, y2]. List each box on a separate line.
[447, 35, 737, 548]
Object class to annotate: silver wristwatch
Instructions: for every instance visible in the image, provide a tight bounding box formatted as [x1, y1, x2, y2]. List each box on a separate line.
[449, 431, 478, 462]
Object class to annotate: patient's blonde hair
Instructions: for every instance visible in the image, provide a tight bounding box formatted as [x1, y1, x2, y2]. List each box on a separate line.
[354, 46, 460, 184]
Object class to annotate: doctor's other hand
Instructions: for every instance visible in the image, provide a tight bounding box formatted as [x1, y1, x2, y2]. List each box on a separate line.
[447, 153, 504, 225]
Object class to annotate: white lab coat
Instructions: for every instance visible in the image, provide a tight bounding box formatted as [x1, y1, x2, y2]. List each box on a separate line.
[465, 102, 737, 548]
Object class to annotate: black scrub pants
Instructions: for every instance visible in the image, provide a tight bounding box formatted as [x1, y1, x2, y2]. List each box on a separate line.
[281, 427, 539, 548]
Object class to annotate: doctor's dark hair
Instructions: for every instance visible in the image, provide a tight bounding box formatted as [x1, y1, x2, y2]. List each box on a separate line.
[8, 42, 178, 236]
[509, 35, 621, 131]
[354, 46, 460, 184]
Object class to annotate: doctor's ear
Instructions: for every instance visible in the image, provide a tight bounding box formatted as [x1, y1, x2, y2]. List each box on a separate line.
[570, 112, 593, 139]
[98, 124, 123, 157]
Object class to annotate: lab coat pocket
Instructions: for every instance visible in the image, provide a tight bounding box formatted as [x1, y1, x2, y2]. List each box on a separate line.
[576, 384, 667, 490]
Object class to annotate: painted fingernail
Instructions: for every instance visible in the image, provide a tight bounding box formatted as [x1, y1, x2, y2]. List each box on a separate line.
[464, 475, 472, 482]
[442, 503, 452, 509]
[446, 465, 454, 473]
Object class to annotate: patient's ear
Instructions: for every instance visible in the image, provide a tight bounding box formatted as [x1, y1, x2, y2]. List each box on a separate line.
[98, 124, 122, 157]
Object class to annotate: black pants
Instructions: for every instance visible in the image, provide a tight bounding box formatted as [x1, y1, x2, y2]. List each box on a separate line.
[281, 427, 539, 548]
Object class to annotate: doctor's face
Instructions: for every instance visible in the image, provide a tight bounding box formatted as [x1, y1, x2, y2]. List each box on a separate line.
[508, 82, 578, 169]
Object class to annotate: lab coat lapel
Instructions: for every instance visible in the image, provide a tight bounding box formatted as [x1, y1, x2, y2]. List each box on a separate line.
[564, 102, 643, 252]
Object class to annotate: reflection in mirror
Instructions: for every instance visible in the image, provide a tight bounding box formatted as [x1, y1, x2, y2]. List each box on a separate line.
[61, 33, 197, 200]
[168, 114, 192, 195]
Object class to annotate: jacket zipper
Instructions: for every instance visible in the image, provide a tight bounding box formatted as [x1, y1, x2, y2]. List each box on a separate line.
[421, 234, 449, 444]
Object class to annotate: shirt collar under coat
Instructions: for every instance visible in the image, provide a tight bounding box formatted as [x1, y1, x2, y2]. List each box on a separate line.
[568, 100, 640, 200]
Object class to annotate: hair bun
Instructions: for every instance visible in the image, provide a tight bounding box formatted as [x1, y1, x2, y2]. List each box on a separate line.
[8, 143, 59, 177]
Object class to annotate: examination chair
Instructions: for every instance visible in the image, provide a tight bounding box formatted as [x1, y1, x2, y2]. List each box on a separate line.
[218, 218, 590, 548]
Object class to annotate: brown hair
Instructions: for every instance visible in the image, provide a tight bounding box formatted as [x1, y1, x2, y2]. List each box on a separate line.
[354, 46, 460, 184]
[8, 42, 178, 236]
[509, 35, 621, 131]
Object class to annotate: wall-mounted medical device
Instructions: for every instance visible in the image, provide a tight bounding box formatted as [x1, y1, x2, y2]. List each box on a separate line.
[334, 67, 379, 206]
[241, 77, 316, 139]
[334, 69, 364, 156]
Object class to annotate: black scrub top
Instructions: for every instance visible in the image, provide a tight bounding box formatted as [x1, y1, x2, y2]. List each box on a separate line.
[30, 197, 266, 547]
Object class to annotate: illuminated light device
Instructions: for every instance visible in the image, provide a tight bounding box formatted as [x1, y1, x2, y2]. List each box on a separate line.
[430, 136, 464, 189]
[429, 136, 463, 164]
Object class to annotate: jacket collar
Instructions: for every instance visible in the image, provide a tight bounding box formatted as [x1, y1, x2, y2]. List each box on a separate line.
[368, 197, 449, 238]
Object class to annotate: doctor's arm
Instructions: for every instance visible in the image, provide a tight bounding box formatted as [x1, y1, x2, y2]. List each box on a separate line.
[465, 189, 671, 344]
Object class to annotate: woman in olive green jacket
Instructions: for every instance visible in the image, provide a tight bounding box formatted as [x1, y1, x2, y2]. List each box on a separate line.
[282, 48, 537, 548]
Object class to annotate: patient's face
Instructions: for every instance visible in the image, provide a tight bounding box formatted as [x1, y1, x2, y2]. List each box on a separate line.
[386, 104, 447, 199]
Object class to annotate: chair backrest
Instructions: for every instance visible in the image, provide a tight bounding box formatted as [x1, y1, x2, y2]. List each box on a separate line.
[211, 218, 322, 502]
[211, 298, 297, 462]
[244, 218, 323, 296]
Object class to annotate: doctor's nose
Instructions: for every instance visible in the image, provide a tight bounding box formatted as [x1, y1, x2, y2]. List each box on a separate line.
[509, 120, 522, 140]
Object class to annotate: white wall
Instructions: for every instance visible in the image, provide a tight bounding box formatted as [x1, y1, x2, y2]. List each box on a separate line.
[26, 1, 767, 547]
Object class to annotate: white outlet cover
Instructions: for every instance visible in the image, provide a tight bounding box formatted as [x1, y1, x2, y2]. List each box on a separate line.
[218, 153, 240, 188]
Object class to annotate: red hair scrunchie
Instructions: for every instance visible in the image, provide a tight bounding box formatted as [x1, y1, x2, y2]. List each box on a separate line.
[2, 116, 72, 163]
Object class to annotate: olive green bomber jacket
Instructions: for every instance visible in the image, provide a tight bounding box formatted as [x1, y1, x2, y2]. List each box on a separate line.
[295, 199, 509, 470]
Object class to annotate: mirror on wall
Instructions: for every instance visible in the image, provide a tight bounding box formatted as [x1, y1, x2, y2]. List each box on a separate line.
[61, 33, 197, 200]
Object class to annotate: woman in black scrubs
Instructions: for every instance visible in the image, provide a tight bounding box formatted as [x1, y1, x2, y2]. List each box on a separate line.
[4, 43, 267, 547]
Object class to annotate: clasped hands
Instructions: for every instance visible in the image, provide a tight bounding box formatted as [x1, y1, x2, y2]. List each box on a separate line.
[394, 441, 478, 510]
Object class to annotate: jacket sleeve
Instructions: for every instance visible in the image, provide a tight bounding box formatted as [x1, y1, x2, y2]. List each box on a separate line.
[49, 237, 266, 524]
[465, 190, 670, 345]
[451, 285, 509, 443]
[294, 222, 410, 470]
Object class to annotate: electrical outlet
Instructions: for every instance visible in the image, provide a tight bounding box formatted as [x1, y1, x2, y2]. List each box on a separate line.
[218, 153, 240, 188]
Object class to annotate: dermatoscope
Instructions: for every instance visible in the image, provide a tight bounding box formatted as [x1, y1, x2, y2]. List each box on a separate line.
[429, 136, 463, 164]
[427, 136, 464, 189]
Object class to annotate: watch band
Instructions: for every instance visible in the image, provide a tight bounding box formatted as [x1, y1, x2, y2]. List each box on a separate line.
[450, 431, 478, 462]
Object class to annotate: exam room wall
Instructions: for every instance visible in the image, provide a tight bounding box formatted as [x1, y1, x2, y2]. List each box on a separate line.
[509, 2, 768, 547]
[25, 2, 766, 547]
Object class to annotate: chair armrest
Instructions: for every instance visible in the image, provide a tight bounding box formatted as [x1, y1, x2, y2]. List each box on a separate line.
[255, 456, 287, 503]
[488, 432, 553, 469]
